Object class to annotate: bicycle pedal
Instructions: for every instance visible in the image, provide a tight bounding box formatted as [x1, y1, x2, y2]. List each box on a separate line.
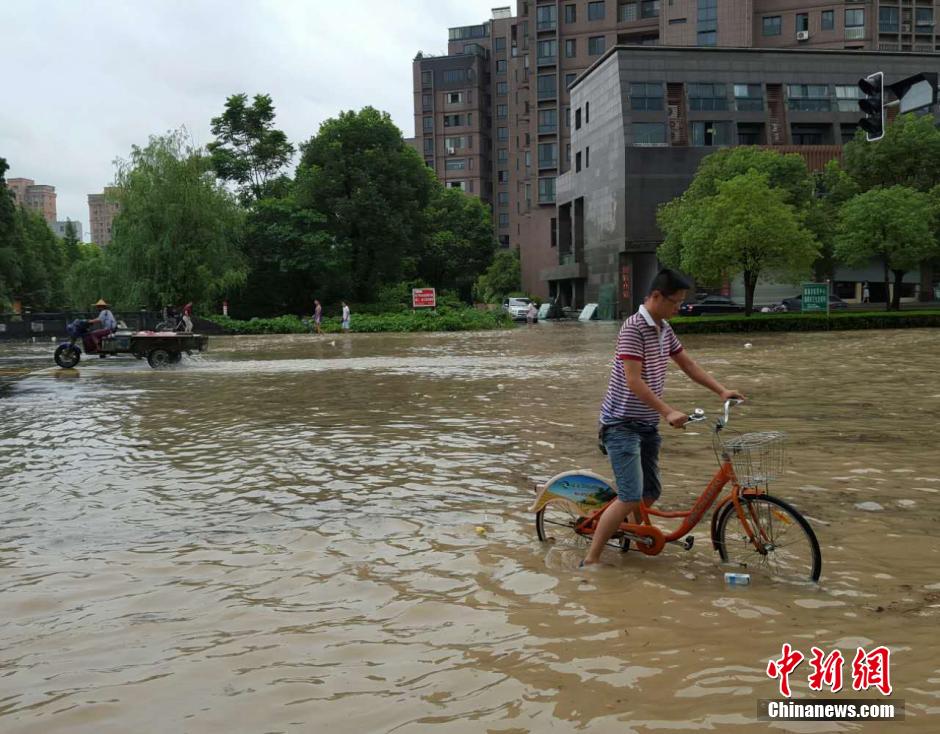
[682, 535, 695, 551]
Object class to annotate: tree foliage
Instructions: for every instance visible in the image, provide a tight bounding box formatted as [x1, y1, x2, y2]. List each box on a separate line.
[659, 170, 818, 315]
[208, 93, 295, 203]
[836, 185, 938, 310]
[843, 113, 940, 192]
[473, 248, 521, 303]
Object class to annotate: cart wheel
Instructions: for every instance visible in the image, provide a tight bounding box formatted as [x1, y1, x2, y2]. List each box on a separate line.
[169, 351, 182, 364]
[147, 349, 171, 368]
[54, 345, 81, 369]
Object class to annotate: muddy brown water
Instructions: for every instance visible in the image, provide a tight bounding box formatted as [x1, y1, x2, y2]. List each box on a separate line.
[1, 326, 938, 733]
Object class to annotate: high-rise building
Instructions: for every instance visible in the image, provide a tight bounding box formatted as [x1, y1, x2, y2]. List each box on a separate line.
[5, 177, 57, 223]
[413, 1, 940, 298]
[50, 220, 84, 241]
[88, 188, 121, 246]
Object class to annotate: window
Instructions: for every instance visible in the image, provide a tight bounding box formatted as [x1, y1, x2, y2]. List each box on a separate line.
[737, 123, 763, 145]
[525, 150, 532, 168]
[498, 170, 509, 183]
[697, 0, 717, 44]
[787, 84, 831, 112]
[444, 136, 463, 150]
[423, 139, 433, 154]
[762, 16, 781, 36]
[448, 180, 467, 191]
[565, 72, 577, 87]
[447, 92, 463, 104]
[879, 7, 898, 33]
[688, 83, 728, 111]
[423, 116, 433, 131]
[588, 1, 605, 21]
[585, 146, 590, 168]
[566, 143, 571, 162]
[697, 31, 716, 46]
[641, 0, 660, 18]
[538, 108, 558, 133]
[538, 142, 558, 168]
[422, 71, 432, 86]
[536, 4, 557, 31]
[734, 83, 763, 111]
[588, 36, 605, 55]
[845, 9, 864, 27]
[495, 37, 506, 51]
[791, 125, 828, 145]
[796, 13, 808, 33]
[498, 148, 508, 162]
[449, 24, 488, 41]
[840, 123, 859, 144]
[497, 126, 509, 141]
[575, 151, 582, 172]
[443, 114, 463, 126]
[497, 191, 509, 207]
[443, 69, 469, 83]
[499, 213, 510, 227]
[629, 82, 664, 111]
[566, 106, 571, 127]
[633, 122, 666, 144]
[565, 38, 577, 57]
[585, 101, 589, 123]
[821, 10, 834, 31]
[692, 121, 732, 146]
[575, 107, 582, 129]
[835, 84, 863, 112]
[496, 103, 508, 118]
[538, 39, 558, 61]
[537, 73, 557, 99]
[445, 159, 467, 170]
[619, 1, 637, 22]
[565, 3, 576, 23]
[538, 177, 556, 203]
[917, 8, 934, 30]
[496, 59, 507, 74]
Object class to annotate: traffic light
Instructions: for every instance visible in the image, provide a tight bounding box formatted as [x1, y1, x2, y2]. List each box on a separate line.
[858, 72, 885, 142]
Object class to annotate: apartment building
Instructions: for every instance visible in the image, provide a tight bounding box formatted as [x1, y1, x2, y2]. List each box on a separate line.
[413, 1, 940, 298]
[5, 178, 57, 223]
[88, 188, 121, 246]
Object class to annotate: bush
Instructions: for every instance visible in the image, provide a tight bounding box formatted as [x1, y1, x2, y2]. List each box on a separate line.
[205, 308, 513, 334]
[670, 310, 940, 334]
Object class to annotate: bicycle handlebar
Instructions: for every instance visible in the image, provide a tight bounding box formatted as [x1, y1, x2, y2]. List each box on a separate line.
[686, 398, 744, 428]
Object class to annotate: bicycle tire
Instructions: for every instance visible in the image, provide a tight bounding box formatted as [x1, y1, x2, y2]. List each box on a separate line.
[535, 498, 628, 552]
[715, 494, 821, 583]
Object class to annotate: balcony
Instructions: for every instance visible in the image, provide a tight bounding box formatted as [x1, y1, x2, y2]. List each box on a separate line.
[538, 158, 558, 170]
[537, 54, 557, 66]
[536, 20, 557, 32]
[538, 88, 557, 100]
[537, 122, 558, 134]
[845, 26, 866, 40]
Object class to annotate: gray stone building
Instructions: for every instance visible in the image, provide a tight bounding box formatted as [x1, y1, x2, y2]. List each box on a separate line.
[552, 45, 937, 316]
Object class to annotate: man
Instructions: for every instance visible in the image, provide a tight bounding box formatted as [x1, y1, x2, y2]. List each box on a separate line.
[341, 301, 350, 332]
[182, 302, 194, 333]
[86, 298, 117, 354]
[313, 299, 323, 335]
[582, 269, 745, 567]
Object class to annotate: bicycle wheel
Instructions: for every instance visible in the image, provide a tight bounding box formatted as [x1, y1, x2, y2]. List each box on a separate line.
[535, 499, 628, 551]
[716, 495, 821, 583]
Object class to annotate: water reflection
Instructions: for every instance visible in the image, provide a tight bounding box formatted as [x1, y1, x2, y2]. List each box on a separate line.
[1, 326, 938, 731]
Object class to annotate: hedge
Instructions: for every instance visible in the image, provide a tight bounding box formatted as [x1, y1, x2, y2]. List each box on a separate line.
[670, 310, 940, 334]
[205, 309, 513, 334]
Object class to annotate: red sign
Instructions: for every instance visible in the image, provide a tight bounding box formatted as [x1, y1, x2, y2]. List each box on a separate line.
[412, 288, 436, 308]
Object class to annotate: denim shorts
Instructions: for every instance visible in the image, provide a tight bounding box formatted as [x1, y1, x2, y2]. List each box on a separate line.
[602, 421, 662, 504]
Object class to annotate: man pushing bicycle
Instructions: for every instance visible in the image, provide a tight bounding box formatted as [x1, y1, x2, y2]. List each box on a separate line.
[582, 269, 745, 567]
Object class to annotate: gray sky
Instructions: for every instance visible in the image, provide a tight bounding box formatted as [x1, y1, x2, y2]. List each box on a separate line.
[2, 0, 501, 240]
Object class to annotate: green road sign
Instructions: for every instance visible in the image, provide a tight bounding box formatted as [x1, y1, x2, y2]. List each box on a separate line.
[802, 282, 829, 313]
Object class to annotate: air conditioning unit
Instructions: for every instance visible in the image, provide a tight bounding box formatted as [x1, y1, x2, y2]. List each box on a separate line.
[447, 147, 456, 155]
[796, 30, 810, 41]
[902, 23, 911, 32]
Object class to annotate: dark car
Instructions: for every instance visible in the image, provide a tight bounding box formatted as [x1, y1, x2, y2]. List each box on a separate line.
[678, 295, 745, 315]
[781, 293, 848, 312]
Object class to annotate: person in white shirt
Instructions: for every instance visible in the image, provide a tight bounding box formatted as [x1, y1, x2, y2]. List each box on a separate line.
[341, 301, 351, 331]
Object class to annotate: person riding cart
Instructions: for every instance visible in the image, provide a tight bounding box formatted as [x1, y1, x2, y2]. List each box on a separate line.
[86, 298, 116, 353]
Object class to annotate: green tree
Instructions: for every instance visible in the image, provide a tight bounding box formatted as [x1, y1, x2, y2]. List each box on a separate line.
[61, 219, 82, 264]
[208, 93, 295, 204]
[473, 248, 521, 303]
[0, 157, 22, 309]
[805, 160, 860, 281]
[107, 129, 247, 309]
[420, 187, 497, 301]
[659, 170, 818, 315]
[843, 113, 940, 192]
[64, 243, 113, 310]
[15, 207, 67, 309]
[294, 107, 436, 302]
[836, 185, 938, 311]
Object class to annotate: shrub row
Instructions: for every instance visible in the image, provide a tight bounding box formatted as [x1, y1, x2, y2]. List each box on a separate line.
[670, 310, 940, 334]
[205, 308, 513, 335]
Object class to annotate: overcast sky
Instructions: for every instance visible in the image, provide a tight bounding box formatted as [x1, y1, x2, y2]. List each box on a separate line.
[2, 0, 501, 240]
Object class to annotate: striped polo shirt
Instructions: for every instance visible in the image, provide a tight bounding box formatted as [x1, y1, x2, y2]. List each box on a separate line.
[600, 305, 683, 426]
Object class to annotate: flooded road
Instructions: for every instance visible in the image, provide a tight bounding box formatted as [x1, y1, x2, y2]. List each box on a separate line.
[1, 326, 938, 733]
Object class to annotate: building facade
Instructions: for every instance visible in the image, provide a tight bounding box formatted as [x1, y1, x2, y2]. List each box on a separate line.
[413, 0, 940, 298]
[5, 178, 57, 223]
[49, 220, 83, 241]
[88, 188, 121, 246]
[556, 45, 936, 316]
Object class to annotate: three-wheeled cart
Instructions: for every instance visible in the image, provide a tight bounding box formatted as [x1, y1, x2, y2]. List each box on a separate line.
[54, 323, 209, 369]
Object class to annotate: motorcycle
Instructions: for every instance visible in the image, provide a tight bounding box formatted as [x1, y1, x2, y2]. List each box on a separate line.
[54, 319, 96, 368]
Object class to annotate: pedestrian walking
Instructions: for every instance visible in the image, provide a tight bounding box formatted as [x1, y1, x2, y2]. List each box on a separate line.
[862, 281, 870, 304]
[313, 299, 323, 334]
[341, 301, 351, 332]
[526, 302, 538, 326]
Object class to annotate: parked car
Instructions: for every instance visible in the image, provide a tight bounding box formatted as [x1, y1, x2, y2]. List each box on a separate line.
[678, 295, 745, 315]
[780, 293, 848, 312]
[502, 297, 533, 320]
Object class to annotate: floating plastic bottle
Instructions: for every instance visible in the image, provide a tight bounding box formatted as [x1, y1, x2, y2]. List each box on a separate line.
[724, 572, 751, 586]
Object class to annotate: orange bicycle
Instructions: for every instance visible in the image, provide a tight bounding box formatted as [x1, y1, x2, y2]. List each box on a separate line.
[530, 400, 822, 583]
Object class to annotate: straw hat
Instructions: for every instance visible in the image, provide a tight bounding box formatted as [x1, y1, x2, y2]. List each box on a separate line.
[93, 298, 110, 308]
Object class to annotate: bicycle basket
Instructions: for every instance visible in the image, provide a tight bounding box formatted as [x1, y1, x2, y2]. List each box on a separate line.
[723, 431, 786, 486]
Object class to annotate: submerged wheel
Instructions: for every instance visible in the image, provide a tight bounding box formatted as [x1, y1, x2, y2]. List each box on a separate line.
[716, 495, 821, 583]
[54, 345, 81, 369]
[147, 349, 172, 368]
[169, 351, 182, 364]
[535, 498, 628, 551]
